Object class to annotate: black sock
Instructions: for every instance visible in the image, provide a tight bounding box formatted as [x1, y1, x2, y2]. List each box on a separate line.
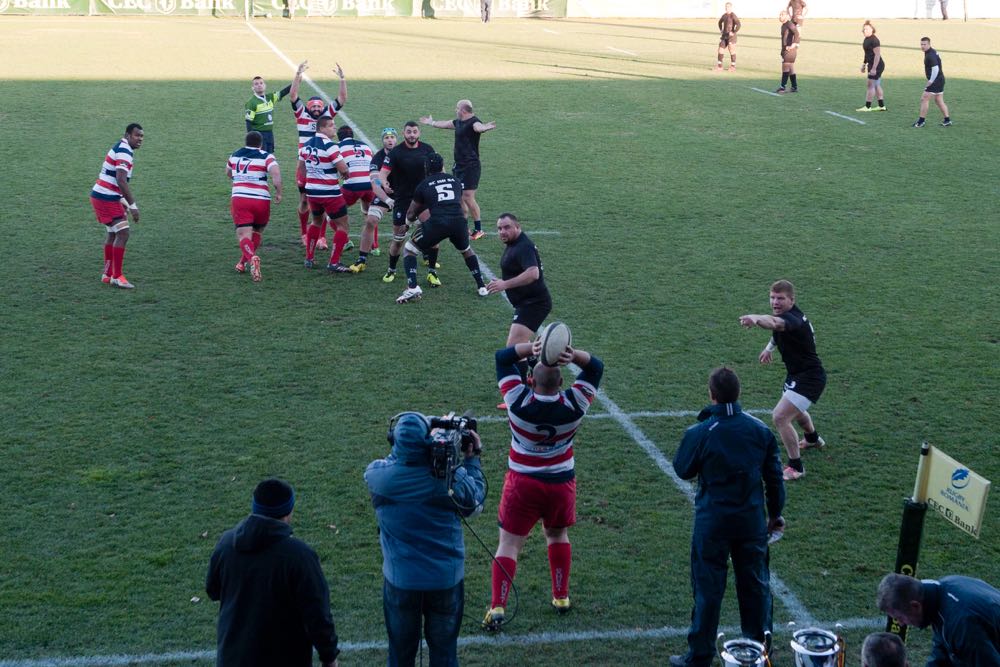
[464, 254, 484, 288]
[788, 458, 804, 473]
[804, 431, 819, 444]
[877, 99, 884, 107]
[865, 101, 872, 108]
[403, 254, 417, 288]
[781, 72, 789, 87]
[388, 253, 400, 270]
[730, 54, 736, 64]
[473, 219, 482, 232]
[918, 116, 926, 123]
[426, 247, 439, 269]
[944, 116, 950, 121]
[357, 252, 368, 263]
[789, 74, 797, 88]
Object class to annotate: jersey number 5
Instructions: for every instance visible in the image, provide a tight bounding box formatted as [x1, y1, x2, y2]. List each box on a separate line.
[434, 183, 456, 201]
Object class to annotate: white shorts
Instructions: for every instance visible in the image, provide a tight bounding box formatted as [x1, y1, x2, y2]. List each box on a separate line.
[782, 389, 813, 413]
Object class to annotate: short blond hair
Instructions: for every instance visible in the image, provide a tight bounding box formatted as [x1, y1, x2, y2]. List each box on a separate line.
[770, 280, 795, 298]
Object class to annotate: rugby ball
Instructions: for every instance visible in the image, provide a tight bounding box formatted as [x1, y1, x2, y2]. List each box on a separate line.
[538, 321, 572, 367]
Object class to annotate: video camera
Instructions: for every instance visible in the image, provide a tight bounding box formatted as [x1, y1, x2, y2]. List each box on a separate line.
[429, 411, 480, 481]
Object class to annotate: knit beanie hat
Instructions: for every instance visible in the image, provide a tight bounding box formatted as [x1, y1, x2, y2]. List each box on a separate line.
[251, 478, 295, 518]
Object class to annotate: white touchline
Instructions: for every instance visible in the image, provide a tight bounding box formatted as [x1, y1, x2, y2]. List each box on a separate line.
[751, 87, 782, 97]
[607, 46, 638, 56]
[825, 110, 866, 125]
[476, 409, 771, 423]
[543, 28, 560, 34]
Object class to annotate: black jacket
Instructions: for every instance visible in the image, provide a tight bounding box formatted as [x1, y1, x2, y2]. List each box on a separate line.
[206, 514, 339, 667]
[921, 576, 1000, 667]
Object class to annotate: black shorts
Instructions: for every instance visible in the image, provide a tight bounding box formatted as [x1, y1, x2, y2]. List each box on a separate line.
[259, 130, 275, 155]
[412, 216, 470, 253]
[392, 198, 412, 227]
[925, 77, 945, 94]
[510, 298, 552, 333]
[453, 162, 481, 191]
[783, 372, 826, 404]
[867, 64, 885, 80]
[719, 35, 736, 47]
[782, 49, 797, 64]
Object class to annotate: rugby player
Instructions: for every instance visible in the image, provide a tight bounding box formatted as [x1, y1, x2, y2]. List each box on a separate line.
[776, 11, 800, 94]
[857, 21, 887, 112]
[715, 3, 741, 72]
[350, 128, 397, 273]
[227, 130, 282, 283]
[299, 116, 350, 271]
[90, 123, 143, 289]
[914, 37, 951, 127]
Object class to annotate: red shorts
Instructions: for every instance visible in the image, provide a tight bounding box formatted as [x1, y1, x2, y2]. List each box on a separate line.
[231, 197, 270, 227]
[497, 469, 576, 536]
[91, 196, 126, 225]
[307, 196, 348, 219]
[342, 188, 374, 207]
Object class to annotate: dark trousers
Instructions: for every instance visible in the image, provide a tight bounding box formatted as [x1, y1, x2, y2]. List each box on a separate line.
[685, 531, 771, 666]
[260, 130, 275, 155]
[383, 579, 463, 667]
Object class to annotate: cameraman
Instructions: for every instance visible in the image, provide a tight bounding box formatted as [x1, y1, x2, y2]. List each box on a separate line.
[365, 412, 487, 667]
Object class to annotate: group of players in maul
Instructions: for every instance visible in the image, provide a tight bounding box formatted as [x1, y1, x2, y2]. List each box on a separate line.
[86, 9, 970, 665]
[716, 0, 953, 123]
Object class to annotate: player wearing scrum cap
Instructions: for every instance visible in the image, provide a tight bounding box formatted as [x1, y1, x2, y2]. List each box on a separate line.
[394, 152, 488, 304]
[290, 61, 347, 249]
[90, 123, 143, 289]
[739, 280, 827, 481]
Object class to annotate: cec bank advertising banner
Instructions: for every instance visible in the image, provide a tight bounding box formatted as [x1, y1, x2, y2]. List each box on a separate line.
[925, 445, 991, 539]
[251, 0, 412, 16]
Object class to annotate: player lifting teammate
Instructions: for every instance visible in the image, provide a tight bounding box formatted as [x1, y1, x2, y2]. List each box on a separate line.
[377, 121, 436, 284]
[227, 131, 282, 282]
[299, 116, 350, 271]
[290, 61, 347, 250]
[715, 3, 740, 72]
[740, 280, 827, 481]
[394, 152, 488, 304]
[914, 37, 952, 127]
[776, 10, 800, 94]
[350, 128, 397, 273]
[90, 123, 144, 289]
[858, 21, 887, 112]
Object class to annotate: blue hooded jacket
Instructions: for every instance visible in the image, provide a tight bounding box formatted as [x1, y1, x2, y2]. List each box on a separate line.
[364, 413, 487, 591]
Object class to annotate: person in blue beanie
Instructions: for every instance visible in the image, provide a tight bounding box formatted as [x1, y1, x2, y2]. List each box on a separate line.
[670, 367, 786, 667]
[365, 412, 487, 667]
[206, 478, 340, 667]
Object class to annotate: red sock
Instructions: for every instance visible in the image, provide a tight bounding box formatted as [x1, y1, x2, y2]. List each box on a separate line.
[491, 556, 517, 608]
[548, 542, 572, 599]
[111, 245, 126, 278]
[298, 209, 309, 236]
[103, 244, 113, 276]
[239, 238, 255, 263]
[305, 225, 321, 260]
[329, 229, 348, 264]
[251, 231, 262, 251]
[320, 216, 329, 241]
[372, 222, 379, 249]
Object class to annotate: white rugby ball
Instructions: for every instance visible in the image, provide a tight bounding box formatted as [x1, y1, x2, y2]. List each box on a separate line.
[538, 321, 572, 367]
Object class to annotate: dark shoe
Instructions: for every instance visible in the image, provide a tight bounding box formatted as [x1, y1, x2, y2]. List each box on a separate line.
[668, 657, 688, 667]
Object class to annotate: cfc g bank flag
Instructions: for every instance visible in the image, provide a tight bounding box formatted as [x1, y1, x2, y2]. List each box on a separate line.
[923, 445, 991, 539]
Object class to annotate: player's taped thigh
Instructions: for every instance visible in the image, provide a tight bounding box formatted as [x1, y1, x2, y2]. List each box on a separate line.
[107, 220, 130, 233]
[404, 240, 421, 255]
[367, 206, 386, 222]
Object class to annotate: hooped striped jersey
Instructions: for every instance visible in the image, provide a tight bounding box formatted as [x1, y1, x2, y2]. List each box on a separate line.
[292, 97, 342, 149]
[338, 139, 374, 191]
[227, 147, 277, 201]
[299, 135, 345, 198]
[495, 346, 604, 482]
[91, 139, 135, 201]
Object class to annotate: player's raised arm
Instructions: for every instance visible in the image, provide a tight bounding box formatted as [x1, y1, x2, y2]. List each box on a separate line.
[334, 63, 346, 107]
[290, 60, 308, 103]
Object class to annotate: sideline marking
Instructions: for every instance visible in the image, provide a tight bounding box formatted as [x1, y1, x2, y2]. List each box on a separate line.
[476, 408, 770, 423]
[607, 46, 638, 56]
[824, 110, 866, 125]
[751, 86, 782, 97]
[267, 27, 824, 626]
[543, 28, 560, 34]
[358, 230, 561, 239]
[0, 617, 882, 666]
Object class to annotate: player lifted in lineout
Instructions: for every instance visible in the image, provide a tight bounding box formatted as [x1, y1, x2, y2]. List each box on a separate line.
[290, 60, 347, 250]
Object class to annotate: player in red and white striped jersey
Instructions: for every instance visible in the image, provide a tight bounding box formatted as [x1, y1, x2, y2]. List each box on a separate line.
[299, 116, 350, 271]
[335, 125, 383, 271]
[89, 123, 144, 289]
[483, 339, 604, 630]
[289, 61, 347, 250]
[226, 131, 283, 283]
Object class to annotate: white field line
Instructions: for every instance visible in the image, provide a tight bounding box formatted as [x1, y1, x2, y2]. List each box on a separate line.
[0, 617, 884, 666]
[751, 86, 782, 97]
[607, 45, 638, 56]
[476, 409, 771, 423]
[258, 17, 822, 627]
[825, 110, 866, 125]
[542, 28, 560, 34]
[356, 230, 561, 239]
[0, 22, 830, 667]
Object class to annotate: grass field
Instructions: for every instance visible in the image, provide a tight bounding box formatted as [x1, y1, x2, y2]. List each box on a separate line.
[1, 13, 998, 667]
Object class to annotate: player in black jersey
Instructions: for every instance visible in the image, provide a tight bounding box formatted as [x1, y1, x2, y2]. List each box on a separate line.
[914, 37, 952, 128]
[394, 153, 488, 304]
[740, 280, 826, 481]
[857, 21, 887, 112]
[377, 121, 436, 283]
[420, 100, 496, 240]
[776, 11, 800, 94]
[715, 3, 741, 72]
[349, 128, 397, 273]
